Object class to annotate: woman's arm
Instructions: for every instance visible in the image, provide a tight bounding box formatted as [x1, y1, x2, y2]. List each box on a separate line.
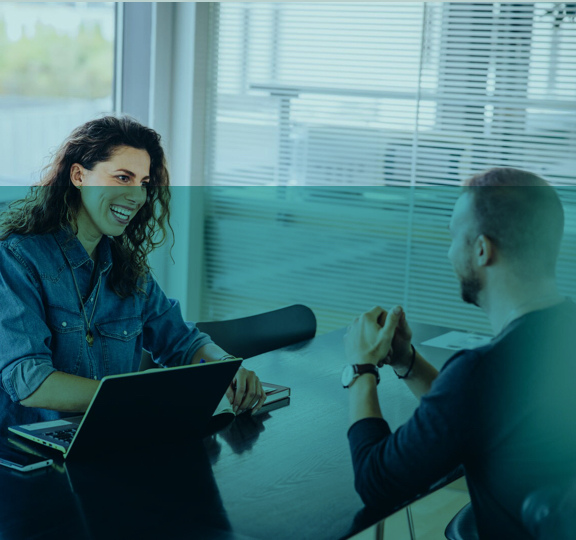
[142, 278, 266, 414]
[191, 342, 229, 364]
[0, 244, 93, 412]
[20, 372, 100, 413]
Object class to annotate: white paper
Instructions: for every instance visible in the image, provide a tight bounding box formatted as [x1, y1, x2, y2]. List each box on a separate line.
[421, 330, 491, 350]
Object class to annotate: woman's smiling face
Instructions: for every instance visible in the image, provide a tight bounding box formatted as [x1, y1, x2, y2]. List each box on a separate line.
[70, 145, 151, 254]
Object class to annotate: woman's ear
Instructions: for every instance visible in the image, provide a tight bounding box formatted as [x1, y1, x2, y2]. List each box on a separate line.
[70, 163, 85, 189]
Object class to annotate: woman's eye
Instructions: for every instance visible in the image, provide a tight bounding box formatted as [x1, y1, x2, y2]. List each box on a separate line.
[116, 175, 130, 182]
[141, 182, 150, 189]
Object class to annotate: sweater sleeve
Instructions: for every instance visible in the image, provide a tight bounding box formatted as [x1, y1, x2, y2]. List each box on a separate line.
[348, 350, 479, 510]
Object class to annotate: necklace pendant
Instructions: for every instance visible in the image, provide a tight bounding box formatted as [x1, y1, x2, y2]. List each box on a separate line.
[86, 331, 94, 347]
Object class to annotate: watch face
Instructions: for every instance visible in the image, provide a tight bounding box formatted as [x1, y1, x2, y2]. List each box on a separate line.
[341, 365, 356, 387]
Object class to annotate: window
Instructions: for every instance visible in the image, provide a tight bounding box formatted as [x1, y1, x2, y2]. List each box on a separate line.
[203, 2, 576, 334]
[0, 2, 116, 190]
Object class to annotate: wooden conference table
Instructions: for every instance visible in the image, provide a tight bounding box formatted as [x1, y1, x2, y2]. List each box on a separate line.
[0, 322, 457, 540]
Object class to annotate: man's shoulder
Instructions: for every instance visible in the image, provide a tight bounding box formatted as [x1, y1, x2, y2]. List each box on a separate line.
[430, 347, 488, 398]
[505, 300, 576, 343]
[441, 345, 487, 373]
[551, 298, 576, 318]
[468, 302, 576, 380]
[442, 299, 576, 374]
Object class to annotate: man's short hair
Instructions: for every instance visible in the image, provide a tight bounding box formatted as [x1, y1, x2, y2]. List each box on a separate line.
[463, 168, 564, 279]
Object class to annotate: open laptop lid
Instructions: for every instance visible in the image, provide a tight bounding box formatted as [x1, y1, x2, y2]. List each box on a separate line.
[11, 359, 242, 461]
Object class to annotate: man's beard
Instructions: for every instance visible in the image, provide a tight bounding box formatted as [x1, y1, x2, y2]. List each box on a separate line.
[460, 271, 482, 307]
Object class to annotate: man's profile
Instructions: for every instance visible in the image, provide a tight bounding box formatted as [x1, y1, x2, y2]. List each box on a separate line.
[343, 168, 576, 539]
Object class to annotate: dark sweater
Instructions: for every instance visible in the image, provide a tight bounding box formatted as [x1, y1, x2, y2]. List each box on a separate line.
[348, 300, 576, 539]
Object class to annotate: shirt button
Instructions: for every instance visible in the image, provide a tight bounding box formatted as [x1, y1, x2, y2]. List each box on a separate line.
[61, 322, 67, 327]
[123, 331, 128, 336]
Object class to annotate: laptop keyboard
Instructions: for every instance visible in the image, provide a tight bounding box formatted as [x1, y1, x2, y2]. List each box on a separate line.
[46, 428, 77, 444]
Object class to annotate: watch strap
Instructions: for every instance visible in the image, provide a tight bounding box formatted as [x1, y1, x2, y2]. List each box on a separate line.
[353, 364, 380, 385]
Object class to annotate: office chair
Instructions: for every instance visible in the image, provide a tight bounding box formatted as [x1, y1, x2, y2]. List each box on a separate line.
[522, 477, 576, 539]
[444, 502, 478, 540]
[446, 475, 576, 540]
[140, 304, 317, 369]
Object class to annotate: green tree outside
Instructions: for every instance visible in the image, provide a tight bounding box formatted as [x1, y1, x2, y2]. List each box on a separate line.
[0, 20, 113, 99]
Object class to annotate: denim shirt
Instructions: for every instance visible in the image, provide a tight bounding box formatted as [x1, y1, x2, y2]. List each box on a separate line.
[0, 227, 212, 429]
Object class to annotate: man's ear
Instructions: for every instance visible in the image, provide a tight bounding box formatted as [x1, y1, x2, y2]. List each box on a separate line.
[476, 234, 495, 267]
[70, 164, 85, 188]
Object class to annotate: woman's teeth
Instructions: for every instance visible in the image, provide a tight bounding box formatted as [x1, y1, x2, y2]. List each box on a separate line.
[110, 205, 130, 221]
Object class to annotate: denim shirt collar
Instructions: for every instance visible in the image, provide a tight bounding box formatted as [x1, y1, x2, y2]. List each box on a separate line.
[53, 226, 113, 274]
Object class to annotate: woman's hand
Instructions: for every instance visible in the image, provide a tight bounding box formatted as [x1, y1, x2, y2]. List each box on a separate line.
[226, 367, 266, 414]
[345, 306, 403, 366]
[193, 344, 266, 414]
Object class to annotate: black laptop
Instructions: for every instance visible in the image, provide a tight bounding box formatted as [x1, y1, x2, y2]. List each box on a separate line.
[9, 359, 242, 460]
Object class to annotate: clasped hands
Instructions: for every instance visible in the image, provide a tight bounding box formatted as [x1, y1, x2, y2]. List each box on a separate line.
[226, 305, 414, 412]
[345, 305, 413, 372]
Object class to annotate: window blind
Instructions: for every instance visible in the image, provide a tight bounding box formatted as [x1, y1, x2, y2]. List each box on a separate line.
[202, 2, 576, 335]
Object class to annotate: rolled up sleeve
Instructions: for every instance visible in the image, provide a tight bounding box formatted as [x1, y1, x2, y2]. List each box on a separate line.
[142, 276, 213, 367]
[0, 244, 57, 402]
[4, 358, 57, 402]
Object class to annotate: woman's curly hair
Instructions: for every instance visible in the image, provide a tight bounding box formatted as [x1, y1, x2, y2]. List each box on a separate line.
[0, 115, 172, 298]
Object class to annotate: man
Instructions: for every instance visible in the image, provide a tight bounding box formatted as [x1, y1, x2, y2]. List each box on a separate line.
[342, 168, 576, 538]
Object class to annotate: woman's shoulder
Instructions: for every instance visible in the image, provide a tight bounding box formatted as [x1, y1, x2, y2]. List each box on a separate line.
[0, 231, 59, 265]
[0, 231, 32, 253]
[1, 231, 54, 250]
[139, 270, 160, 296]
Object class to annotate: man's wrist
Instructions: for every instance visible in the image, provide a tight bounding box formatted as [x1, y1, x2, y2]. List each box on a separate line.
[348, 371, 378, 388]
[388, 346, 412, 370]
[392, 345, 416, 379]
[342, 364, 380, 388]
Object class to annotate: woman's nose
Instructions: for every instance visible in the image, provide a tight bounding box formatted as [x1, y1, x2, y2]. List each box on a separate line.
[125, 185, 147, 207]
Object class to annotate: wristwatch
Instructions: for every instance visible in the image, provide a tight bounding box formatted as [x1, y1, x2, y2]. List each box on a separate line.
[341, 364, 380, 388]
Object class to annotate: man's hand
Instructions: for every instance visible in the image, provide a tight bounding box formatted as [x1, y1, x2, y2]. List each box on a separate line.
[345, 306, 404, 366]
[226, 367, 266, 414]
[377, 307, 413, 372]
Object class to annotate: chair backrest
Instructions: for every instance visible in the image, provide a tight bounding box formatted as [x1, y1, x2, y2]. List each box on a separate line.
[521, 477, 576, 539]
[140, 304, 316, 369]
[196, 304, 317, 359]
[444, 502, 478, 540]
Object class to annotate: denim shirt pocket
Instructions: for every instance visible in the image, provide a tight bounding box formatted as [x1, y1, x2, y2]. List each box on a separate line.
[96, 317, 143, 374]
[46, 305, 84, 375]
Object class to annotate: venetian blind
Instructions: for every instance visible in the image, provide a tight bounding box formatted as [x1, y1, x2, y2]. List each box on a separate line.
[201, 2, 576, 335]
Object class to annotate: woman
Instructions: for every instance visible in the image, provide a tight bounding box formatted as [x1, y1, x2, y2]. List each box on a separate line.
[0, 115, 264, 431]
